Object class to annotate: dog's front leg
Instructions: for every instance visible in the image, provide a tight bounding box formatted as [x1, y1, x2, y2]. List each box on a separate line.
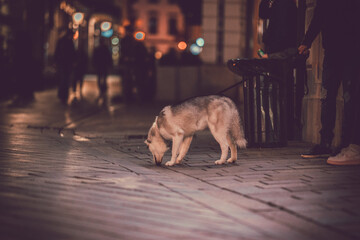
[176, 135, 193, 164]
[165, 134, 183, 166]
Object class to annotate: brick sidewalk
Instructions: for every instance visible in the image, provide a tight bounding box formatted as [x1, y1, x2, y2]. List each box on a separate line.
[1, 87, 360, 240]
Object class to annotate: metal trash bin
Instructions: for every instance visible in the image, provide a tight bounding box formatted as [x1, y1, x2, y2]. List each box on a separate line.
[228, 58, 292, 147]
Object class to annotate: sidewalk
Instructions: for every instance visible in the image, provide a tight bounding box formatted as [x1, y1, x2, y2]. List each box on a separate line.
[1, 78, 360, 240]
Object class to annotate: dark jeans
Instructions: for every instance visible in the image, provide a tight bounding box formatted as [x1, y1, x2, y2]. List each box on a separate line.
[320, 51, 359, 146]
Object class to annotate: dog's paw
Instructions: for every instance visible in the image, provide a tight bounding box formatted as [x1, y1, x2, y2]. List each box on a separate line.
[215, 160, 225, 165]
[165, 161, 175, 166]
[227, 158, 236, 164]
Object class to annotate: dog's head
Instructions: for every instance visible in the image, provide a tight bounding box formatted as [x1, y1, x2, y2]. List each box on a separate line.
[145, 117, 168, 166]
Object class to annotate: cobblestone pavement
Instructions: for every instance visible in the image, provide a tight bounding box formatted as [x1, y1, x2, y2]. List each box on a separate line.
[1, 78, 360, 240]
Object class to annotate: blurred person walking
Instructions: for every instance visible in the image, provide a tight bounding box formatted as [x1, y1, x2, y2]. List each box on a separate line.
[133, 40, 150, 102]
[54, 29, 76, 105]
[119, 25, 137, 103]
[93, 37, 112, 98]
[72, 45, 88, 100]
[298, 0, 360, 165]
[259, 0, 297, 56]
[11, 29, 35, 105]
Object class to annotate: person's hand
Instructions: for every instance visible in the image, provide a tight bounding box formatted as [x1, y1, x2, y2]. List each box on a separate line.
[298, 45, 309, 55]
[262, 53, 269, 59]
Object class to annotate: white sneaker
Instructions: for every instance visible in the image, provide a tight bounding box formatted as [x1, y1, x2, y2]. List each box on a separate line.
[327, 144, 360, 165]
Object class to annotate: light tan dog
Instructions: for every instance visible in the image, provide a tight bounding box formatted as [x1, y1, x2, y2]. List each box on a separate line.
[145, 95, 247, 166]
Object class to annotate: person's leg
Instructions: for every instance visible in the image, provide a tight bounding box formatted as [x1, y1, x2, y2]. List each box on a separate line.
[327, 57, 360, 165]
[301, 51, 341, 158]
[97, 72, 102, 95]
[72, 73, 77, 93]
[122, 67, 133, 102]
[319, 51, 342, 146]
[351, 74, 360, 145]
[58, 70, 70, 104]
[101, 72, 107, 94]
[79, 73, 84, 98]
[341, 55, 358, 146]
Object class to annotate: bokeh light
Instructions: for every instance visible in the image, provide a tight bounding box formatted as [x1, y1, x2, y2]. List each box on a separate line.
[155, 51, 163, 60]
[178, 41, 187, 51]
[73, 12, 84, 24]
[101, 29, 113, 38]
[100, 21, 112, 32]
[111, 37, 119, 45]
[196, 37, 205, 47]
[190, 44, 202, 55]
[73, 30, 79, 40]
[134, 31, 145, 41]
[112, 46, 119, 54]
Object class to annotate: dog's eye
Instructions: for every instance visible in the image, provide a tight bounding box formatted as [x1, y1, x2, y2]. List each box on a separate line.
[146, 139, 152, 144]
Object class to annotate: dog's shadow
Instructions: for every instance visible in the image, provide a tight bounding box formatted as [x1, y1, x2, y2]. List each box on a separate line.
[146, 159, 240, 169]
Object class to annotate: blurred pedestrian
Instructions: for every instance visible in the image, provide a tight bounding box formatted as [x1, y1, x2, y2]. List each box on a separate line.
[299, 0, 360, 165]
[259, 0, 297, 57]
[73, 44, 88, 99]
[93, 37, 112, 97]
[54, 29, 76, 104]
[146, 49, 157, 101]
[11, 29, 35, 105]
[119, 25, 137, 102]
[0, 35, 12, 100]
[258, 0, 298, 140]
[133, 40, 150, 102]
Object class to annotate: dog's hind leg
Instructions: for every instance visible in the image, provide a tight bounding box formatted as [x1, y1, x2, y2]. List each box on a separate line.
[165, 134, 184, 166]
[226, 135, 237, 163]
[176, 135, 193, 164]
[209, 125, 229, 165]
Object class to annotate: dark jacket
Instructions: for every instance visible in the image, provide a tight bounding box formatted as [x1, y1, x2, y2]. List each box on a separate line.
[302, 0, 359, 54]
[93, 43, 112, 73]
[259, 0, 297, 54]
[54, 34, 76, 71]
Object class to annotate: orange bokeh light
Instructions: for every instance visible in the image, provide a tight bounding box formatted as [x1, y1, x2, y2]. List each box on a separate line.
[178, 41, 187, 51]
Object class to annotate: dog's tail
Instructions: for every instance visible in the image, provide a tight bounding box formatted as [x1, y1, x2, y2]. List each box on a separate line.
[230, 110, 247, 148]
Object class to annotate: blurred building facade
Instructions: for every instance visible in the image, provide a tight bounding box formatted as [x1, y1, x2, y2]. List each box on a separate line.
[201, 0, 248, 64]
[131, 0, 185, 55]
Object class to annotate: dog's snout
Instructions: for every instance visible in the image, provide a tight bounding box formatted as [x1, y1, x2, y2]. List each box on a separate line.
[154, 156, 163, 166]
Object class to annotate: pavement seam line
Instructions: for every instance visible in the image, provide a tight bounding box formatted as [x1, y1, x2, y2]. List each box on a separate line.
[165, 167, 354, 239]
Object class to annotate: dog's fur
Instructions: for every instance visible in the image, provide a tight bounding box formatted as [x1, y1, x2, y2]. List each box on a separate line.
[145, 95, 247, 166]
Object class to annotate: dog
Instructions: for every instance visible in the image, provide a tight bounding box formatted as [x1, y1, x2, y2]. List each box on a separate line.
[145, 95, 247, 166]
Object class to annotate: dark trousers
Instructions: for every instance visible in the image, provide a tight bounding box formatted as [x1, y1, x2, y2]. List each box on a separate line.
[97, 71, 107, 95]
[58, 68, 71, 103]
[320, 51, 358, 146]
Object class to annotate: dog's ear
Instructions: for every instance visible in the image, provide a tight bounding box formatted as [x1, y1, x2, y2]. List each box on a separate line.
[152, 116, 158, 129]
